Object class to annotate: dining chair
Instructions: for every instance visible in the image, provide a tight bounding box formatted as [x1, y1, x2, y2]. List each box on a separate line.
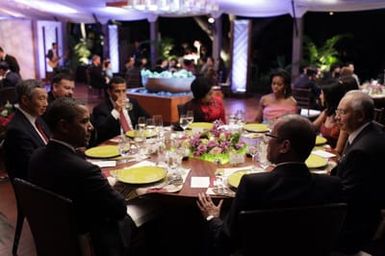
[12, 178, 93, 256]
[374, 108, 385, 125]
[292, 87, 313, 116]
[0, 87, 17, 106]
[234, 203, 347, 256]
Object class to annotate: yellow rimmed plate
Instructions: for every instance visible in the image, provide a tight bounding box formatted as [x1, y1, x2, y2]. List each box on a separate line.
[115, 166, 167, 184]
[305, 154, 328, 169]
[243, 123, 269, 133]
[188, 122, 213, 130]
[227, 169, 263, 188]
[126, 130, 157, 138]
[315, 136, 327, 146]
[85, 145, 120, 159]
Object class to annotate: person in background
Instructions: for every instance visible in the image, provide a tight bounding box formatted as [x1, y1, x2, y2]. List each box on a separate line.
[293, 66, 320, 109]
[46, 42, 60, 72]
[0, 61, 21, 88]
[103, 59, 113, 84]
[255, 69, 297, 123]
[29, 97, 135, 256]
[312, 80, 347, 153]
[88, 54, 107, 95]
[0, 46, 20, 75]
[47, 72, 75, 104]
[332, 91, 385, 254]
[197, 114, 342, 255]
[182, 76, 226, 123]
[3, 79, 49, 179]
[92, 76, 148, 144]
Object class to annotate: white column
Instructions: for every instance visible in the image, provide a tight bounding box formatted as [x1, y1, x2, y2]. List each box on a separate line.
[291, 17, 303, 80]
[108, 24, 119, 73]
[231, 19, 250, 93]
[212, 15, 222, 64]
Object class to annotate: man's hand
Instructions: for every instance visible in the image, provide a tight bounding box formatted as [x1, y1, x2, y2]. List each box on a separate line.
[196, 192, 223, 219]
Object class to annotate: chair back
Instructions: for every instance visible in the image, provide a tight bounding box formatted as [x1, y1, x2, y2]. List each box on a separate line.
[0, 87, 17, 106]
[235, 203, 347, 256]
[292, 87, 312, 110]
[13, 178, 86, 256]
[374, 107, 385, 125]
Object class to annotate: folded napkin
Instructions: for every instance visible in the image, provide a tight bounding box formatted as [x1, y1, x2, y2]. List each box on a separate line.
[88, 159, 117, 168]
[311, 149, 336, 159]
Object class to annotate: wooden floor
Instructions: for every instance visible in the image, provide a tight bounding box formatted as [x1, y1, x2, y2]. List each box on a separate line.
[0, 83, 260, 256]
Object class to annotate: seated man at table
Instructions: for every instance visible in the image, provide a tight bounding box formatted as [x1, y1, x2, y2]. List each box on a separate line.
[197, 114, 343, 255]
[92, 76, 148, 144]
[3, 79, 49, 180]
[47, 72, 75, 104]
[28, 97, 135, 256]
[332, 90, 385, 254]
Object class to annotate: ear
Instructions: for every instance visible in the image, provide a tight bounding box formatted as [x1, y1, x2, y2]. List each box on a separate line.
[279, 139, 290, 154]
[355, 109, 366, 123]
[20, 95, 29, 106]
[57, 119, 69, 133]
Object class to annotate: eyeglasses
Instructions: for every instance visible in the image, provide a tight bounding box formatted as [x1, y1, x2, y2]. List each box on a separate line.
[264, 133, 282, 141]
[335, 108, 348, 115]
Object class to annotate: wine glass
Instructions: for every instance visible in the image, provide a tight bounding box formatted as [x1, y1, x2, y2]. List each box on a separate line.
[153, 115, 164, 139]
[257, 140, 270, 169]
[146, 117, 156, 136]
[248, 145, 259, 171]
[137, 116, 146, 130]
[118, 135, 131, 163]
[179, 114, 189, 131]
[186, 111, 194, 126]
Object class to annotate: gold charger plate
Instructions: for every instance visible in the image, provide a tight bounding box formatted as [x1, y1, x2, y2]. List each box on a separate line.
[305, 154, 328, 169]
[315, 136, 327, 146]
[85, 145, 120, 159]
[243, 123, 269, 133]
[126, 130, 156, 138]
[227, 169, 263, 188]
[115, 166, 167, 184]
[188, 122, 213, 130]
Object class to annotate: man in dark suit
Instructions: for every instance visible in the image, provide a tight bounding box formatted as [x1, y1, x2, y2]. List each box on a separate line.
[92, 76, 148, 144]
[0, 46, 20, 74]
[28, 97, 135, 256]
[197, 114, 342, 255]
[3, 79, 49, 179]
[0, 61, 21, 88]
[47, 72, 75, 104]
[332, 91, 385, 254]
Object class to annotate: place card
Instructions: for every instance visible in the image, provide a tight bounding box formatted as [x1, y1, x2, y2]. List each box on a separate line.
[87, 160, 117, 168]
[190, 176, 210, 188]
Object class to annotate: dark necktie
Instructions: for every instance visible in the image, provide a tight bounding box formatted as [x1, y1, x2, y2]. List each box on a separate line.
[119, 111, 131, 132]
[35, 120, 49, 144]
[342, 141, 351, 156]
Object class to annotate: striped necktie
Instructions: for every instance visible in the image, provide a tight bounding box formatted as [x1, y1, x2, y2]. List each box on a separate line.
[119, 111, 131, 132]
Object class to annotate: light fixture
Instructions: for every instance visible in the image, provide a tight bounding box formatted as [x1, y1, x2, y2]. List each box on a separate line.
[108, 0, 219, 17]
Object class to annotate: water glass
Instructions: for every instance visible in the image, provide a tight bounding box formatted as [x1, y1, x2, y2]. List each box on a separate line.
[258, 141, 270, 169]
[146, 117, 156, 135]
[137, 116, 146, 130]
[119, 135, 131, 160]
[186, 110, 194, 125]
[179, 114, 189, 131]
[248, 145, 259, 170]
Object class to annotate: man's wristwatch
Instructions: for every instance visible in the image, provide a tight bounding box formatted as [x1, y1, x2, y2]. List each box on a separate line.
[206, 215, 215, 221]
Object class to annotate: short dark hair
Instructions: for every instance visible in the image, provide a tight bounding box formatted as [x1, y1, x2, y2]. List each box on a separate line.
[44, 97, 81, 132]
[0, 61, 9, 71]
[108, 76, 126, 89]
[191, 76, 212, 99]
[16, 79, 44, 102]
[51, 72, 74, 85]
[270, 69, 292, 97]
[0, 47, 3, 52]
[276, 114, 316, 161]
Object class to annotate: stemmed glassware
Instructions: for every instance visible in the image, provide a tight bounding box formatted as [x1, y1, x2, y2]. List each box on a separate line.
[185, 110, 194, 126]
[248, 144, 259, 171]
[257, 140, 270, 169]
[179, 114, 189, 131]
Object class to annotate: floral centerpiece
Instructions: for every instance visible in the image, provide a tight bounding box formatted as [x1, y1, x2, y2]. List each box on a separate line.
[0, 101, 15, 139]
[188, 120, 247, 165]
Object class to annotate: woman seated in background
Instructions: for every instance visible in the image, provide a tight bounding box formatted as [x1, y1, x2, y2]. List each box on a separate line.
[255, 69, 297, 123]
[312, 80, 347, 154]
[181, 76, 226, 123]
